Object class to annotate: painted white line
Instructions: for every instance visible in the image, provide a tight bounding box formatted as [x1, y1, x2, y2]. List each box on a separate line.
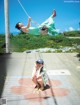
[77, 66, 80, 71]
[77, 66, 80, 69]
[47, 70, 71, 75]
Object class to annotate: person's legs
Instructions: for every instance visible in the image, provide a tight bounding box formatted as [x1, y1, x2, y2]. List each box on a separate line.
[37, 77, 45, 90]
[39, 10, 56, 27]
[52, 9, 56, 18]
[32, 76, 41, 89]
[38, 10, 57, 35]
[32, 76, 37, 85]
[28, 10, 57, 35]
[39, 15, 54, 28]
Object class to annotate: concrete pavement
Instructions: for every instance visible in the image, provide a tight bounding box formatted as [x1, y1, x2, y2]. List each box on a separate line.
[1, 52, 80, 105]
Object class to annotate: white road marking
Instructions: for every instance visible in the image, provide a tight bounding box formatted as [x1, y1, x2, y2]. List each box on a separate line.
[77, 66, 80, 71]
[47, 69, 71, 75]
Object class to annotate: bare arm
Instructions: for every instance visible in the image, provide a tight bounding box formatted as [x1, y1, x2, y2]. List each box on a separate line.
[32, 67, 36, 78]
[26, 17, 31, 28]
[21, 17, 31, 33]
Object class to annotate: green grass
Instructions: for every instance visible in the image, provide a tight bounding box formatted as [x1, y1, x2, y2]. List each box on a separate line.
[0, 34, 5, 53]
[0, 31, 80, 52]
[63, 31, 80, 37]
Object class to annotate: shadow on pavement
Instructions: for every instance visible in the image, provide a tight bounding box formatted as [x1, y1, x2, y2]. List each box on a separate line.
[76, 53, 80, 61]
[0, 53, 11, 98]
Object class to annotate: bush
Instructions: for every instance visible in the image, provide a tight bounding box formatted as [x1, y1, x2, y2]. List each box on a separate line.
[2, 31, 80, 52]
[63, 31, 80, 37]
[0, 34, 5, 53]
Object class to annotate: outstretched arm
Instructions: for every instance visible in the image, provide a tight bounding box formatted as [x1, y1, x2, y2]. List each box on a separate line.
[26, 17, 31, 28]
[21, 17, 31, 33]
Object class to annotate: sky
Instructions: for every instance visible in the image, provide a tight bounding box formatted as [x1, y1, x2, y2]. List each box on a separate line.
[0, 0, 80, 34]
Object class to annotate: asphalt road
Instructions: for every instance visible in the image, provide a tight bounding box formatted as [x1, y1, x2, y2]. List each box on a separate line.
[1, 52, 80, 105]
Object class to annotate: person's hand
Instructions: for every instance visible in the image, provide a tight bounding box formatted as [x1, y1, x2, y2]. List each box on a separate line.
[28, 17, 31, 22]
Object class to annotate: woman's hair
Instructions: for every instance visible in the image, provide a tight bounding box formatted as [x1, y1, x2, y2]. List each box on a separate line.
[40, 67, 43, 73]
[36, 59, 44, 65]
[15, 22, 21, 30]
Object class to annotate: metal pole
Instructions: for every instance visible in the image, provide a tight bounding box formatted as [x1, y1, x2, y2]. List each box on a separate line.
[4, 0, 10, 53]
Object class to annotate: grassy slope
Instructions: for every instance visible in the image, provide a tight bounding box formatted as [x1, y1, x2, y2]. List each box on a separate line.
[0, 34, 5, 53]
[0, 31, 80, 52]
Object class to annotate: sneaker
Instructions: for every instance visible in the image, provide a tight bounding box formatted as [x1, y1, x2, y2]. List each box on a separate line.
[52, 9, 56, 18]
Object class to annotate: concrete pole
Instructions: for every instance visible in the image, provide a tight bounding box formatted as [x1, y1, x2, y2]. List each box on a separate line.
[79, 22, 80, 31]
[4, 0, 10, 53]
